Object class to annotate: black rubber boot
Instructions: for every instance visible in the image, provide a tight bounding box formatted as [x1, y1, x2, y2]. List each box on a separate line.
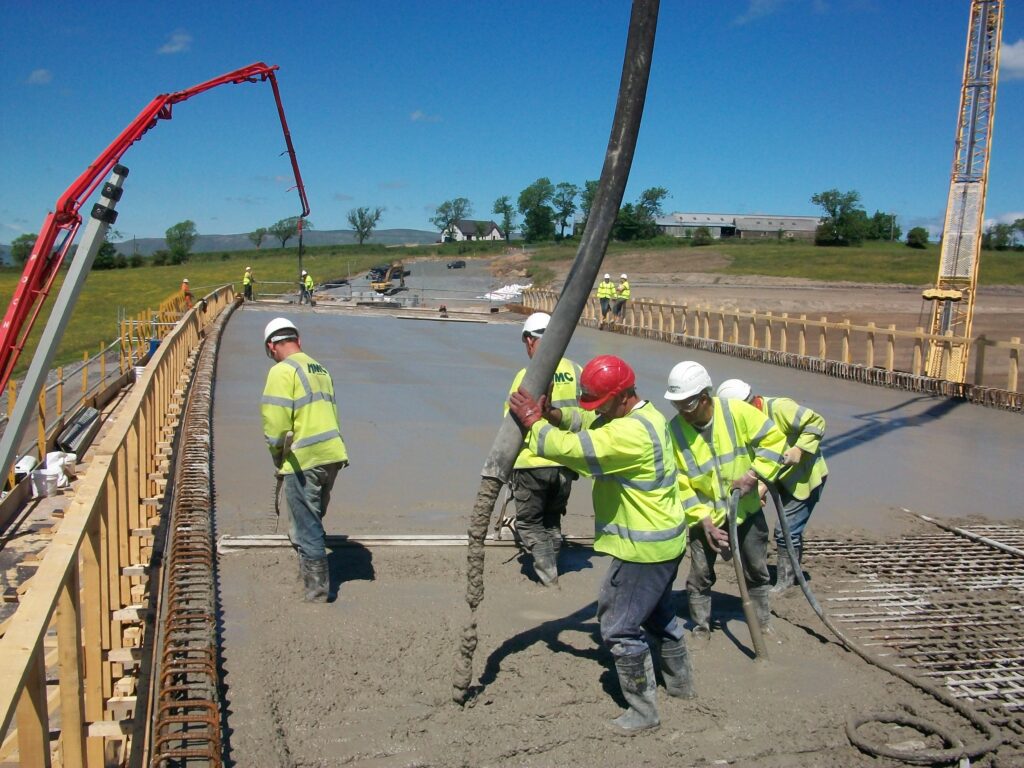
[770, 543, 801, 595]
[687, 592, 712, 649]
[532, 540, 559, 587]
[302, 557, 329, 603]
[749, 584, 781, 642]
[610, 651, 660, 733]
[651, 637, 697, 699]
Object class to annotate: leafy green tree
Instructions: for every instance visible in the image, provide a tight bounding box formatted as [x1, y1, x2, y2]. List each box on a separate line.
[92, 228, 126, 270]
[552, 182, 579, 238]
[492, 196, 515, 241]
[811, 189, 867, 245]
[248, 227, 268, 249]
[165, 220, 197, 264]
[129, 254, 144, 268]
[691, 226, 713, 246]
[867, 211, 901, 241]
[1014, 218, 1024, 246]
[517, 178, 555, 243]
[10, 233, 36, 265]
[982, 222, 1014, 250]
[579, 180, 599, 232]
[346, 206, 384, 245]
[430, 198, 472, 240]
[636, 186, 669, 220]
[268, 216, 310, 248]
[906, 227, 929, 249]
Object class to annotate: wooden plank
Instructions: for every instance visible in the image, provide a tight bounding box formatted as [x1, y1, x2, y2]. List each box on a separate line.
[111, 606, 147, 622]
[106, 648, 140, 665]
[57, 569, 86, 768]
[15, 648, 51, 767]
[86, 720, 130, 738]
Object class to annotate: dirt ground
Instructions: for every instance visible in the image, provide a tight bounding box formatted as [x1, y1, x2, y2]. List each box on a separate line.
[214, 255, 1022, 767]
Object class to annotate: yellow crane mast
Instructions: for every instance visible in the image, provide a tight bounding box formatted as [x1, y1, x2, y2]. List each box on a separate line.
[925, 0, 1004, 381]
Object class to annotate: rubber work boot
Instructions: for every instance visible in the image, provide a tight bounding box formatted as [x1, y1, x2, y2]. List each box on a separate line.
[302, 557, 329, 603]
[749, 584, 781, 642]
[610, 651, 660, 733]
[651, 637, 697, 699]
[770, 544, 801, 596]
[532, 540, 559, 587]
[687, 593, 712, 650]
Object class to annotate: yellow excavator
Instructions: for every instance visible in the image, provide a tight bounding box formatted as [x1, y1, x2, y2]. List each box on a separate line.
[371, 262, 407, 295]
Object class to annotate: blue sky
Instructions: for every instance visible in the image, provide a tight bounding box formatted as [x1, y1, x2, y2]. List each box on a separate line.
[1, 1, 1021, 244]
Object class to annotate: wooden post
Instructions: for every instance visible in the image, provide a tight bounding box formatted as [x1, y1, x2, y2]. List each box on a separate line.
[1009, 337, 1020, 393]
[669, 301, 677, 336]
[842, 320, 851, 363]
[57, 567, 87, 768]
[82, 509, 106, 766]
[819, 317, 827, 359]
[780, 313, 789, 354]
[798, 315, 807, 357]
[731, 313, 739, 345]
[913, 327, 925, 376]
[973, 335, 987, 386]
[748, 315, 756, 348]
[764, 312, 773, 350]
[716, 307, 724, 342]
[866, 322, 876, 369]
[100, 343, 106, 389]
[15, 646, 52, 767]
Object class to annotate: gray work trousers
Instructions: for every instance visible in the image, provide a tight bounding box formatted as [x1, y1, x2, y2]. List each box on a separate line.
[685, 508, 770, 597]
[511, 466, 575, 551]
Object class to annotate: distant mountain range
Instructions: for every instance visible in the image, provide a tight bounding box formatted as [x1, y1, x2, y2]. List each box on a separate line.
[0, 228, 442, 264]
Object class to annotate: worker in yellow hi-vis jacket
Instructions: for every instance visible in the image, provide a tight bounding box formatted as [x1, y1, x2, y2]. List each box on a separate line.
[261, 317, 348, 603]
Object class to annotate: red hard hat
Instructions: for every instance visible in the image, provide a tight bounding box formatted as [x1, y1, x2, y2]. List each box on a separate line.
[579, 355, 636, 411]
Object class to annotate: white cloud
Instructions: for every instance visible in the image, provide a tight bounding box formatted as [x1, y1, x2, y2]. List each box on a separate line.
[1001, 39, 1024, 80]
[157, 31, 192, 55]
[985, 211, 1024, 228]
[410, 109, 441, 123]
[26, 69, 52, 85]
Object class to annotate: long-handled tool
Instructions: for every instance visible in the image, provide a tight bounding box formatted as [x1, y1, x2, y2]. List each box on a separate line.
[727, 488, 769, 661]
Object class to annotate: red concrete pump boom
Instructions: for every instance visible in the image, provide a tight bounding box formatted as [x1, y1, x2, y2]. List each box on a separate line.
[0, 62, 309, 391]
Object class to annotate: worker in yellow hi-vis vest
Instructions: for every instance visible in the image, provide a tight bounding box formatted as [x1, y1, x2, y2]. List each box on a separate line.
[596, 273, 616, 327]
[613, 273, 630, 323]
[261, 317, 348, 603]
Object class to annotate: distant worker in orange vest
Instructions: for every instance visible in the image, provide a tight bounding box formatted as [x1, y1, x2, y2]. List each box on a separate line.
[181, 278, 193, 308]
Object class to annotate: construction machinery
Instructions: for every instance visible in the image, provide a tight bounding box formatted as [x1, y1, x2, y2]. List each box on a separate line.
[924, 0, 1004, 382]
[371, 262, 408, 294]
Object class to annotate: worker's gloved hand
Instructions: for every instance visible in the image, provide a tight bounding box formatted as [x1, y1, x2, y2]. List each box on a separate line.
[731, 469, 759, 496]
[783, 446, 803, 466]
[757, 481, 768, 505]
[509, 387, 542, 430]
[700, 515, 731, 554]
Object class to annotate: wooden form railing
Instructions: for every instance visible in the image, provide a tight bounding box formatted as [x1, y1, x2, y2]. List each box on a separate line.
[0, 285, 235, 767]
[523, 289, 1022, 409]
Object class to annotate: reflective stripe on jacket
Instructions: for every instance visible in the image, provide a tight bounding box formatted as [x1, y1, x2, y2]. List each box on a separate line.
[616, 280, 630, 300]
[505, 358, 583, 469]
[668, 397, 786, 528]
[261, 352, 348, 474]
[760, 396, 828, 500]
[597, 280, 615, 299]
[527, 401, 685, 563]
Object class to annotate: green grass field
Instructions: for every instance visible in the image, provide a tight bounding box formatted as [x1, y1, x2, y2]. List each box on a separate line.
[1, 237, 1019, 375]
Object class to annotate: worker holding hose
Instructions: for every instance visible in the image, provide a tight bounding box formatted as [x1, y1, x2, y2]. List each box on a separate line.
[663, 361, 787, 648]
[261, 317, 349, 603]
[502, 312, 583, 587]
[509, 354, 693, 733]
[716, 379, 828, 594]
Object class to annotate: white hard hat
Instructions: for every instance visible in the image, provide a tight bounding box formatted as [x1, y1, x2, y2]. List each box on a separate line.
[620, 274, 628, 279]
[604, 273, 611, 279]
[664, 361, 712, 401]
[246, 266, 252, 271]
[716, 378, 752, 402]
[182, 278, 189, 283]
[264, 317, 299, 347]
[301, 270, 308, 276]
[522, 312, 550, 339]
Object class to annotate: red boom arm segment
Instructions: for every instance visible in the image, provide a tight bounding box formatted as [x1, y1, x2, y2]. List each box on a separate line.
[0, 62, 309, 390]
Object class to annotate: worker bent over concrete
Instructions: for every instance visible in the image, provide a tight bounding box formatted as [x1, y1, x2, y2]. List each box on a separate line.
[664, 362, 787, 648]
[261, 317, 349, 602]
[716, 378, 829, 594]
[509, 355, 694, 733]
